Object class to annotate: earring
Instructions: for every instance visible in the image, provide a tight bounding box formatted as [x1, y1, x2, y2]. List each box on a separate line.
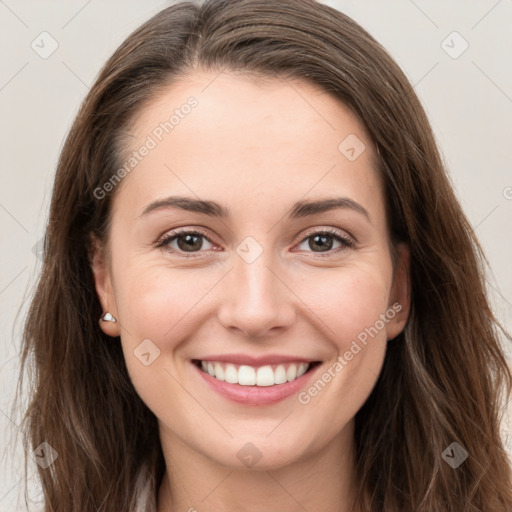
[101, 312, 117, 323]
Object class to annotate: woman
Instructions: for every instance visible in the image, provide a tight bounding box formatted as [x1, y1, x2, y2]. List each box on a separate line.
[18, 0, 512, 510]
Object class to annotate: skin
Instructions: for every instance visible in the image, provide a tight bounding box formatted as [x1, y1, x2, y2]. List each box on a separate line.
[91, 70, 410, 512]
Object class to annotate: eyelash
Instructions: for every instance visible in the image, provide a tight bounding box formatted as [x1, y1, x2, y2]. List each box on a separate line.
[155, 226, 355, 259]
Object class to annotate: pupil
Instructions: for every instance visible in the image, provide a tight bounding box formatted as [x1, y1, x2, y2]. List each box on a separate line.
[178, 234, 202, 252]
[310, 234, 332, 252]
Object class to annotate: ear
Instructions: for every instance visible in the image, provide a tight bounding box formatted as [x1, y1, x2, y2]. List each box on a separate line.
[385, 243, 411, 341]
[89, 234, 121, 337]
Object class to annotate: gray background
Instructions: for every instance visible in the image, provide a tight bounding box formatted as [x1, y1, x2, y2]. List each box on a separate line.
[1, 0, 511, 509]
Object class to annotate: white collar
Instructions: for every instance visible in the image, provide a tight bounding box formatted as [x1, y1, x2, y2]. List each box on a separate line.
[133, 464, 158, 512]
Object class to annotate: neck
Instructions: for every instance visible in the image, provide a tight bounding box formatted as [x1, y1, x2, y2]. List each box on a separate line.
[157, 420, 361, 512]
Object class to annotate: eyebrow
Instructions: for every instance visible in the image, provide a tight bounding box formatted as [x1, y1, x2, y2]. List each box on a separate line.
[140, 195, 370, 222]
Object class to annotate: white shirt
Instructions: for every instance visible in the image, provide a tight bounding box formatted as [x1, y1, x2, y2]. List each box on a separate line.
[133, 465, 158, 512]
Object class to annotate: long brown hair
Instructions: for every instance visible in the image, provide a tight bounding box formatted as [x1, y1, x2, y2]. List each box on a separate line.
[17, 0, 512, 510]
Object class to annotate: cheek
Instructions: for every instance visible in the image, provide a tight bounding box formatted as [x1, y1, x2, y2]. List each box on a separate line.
[112, 262, 228, 386]
[299, 264, 392, 348]
[293, 269, 392, 433]
[113, 266, 213, 409]
[115, 265, 221, 341]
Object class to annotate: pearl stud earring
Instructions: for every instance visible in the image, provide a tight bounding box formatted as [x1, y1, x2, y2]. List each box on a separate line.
[101, 312, 117, 323]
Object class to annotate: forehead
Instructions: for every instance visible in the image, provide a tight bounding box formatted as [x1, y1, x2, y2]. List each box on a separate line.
[113, 70, 384, 223]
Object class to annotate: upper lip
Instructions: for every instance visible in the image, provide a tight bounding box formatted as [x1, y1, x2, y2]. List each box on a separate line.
[193, 354, 319, 366]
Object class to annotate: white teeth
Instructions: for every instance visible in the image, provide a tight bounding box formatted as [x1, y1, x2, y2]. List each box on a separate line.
[225, 364, 238, 384]
[214, 362, 225, 381]
[198, 360, 313, 386]
[256, 365, 274, 387]
[297, 363, 308, 378]
[286, 364, 297, 382]
[274, 365, 287, 384]
[238, 365, 256, 385]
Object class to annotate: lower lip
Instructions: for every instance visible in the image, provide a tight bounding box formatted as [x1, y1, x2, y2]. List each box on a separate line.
[192, 361, 320, 406]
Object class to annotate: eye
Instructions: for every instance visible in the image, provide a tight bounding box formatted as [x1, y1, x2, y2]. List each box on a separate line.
[156, 226, 355, 258]
[156, 228, 215, 257]
[294, 228, 354, 255]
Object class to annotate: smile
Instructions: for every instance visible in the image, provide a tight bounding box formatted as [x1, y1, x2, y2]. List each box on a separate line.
[195, 360, 313, 386]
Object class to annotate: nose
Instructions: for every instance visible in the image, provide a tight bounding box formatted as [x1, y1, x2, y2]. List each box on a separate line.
[217, 250, 296, 339]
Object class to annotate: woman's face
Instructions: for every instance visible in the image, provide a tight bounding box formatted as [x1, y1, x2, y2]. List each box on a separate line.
[92, 71, 409, 470]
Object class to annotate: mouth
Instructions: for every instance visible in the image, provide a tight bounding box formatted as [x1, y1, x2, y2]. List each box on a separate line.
[192, 359, 322, 387]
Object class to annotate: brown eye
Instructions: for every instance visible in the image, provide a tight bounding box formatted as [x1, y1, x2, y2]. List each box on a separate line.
[296, 229, 354, 254]
[157, 229, 215, 256]
[308, 233, 335, 252]
[175, 233, 205, 252]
